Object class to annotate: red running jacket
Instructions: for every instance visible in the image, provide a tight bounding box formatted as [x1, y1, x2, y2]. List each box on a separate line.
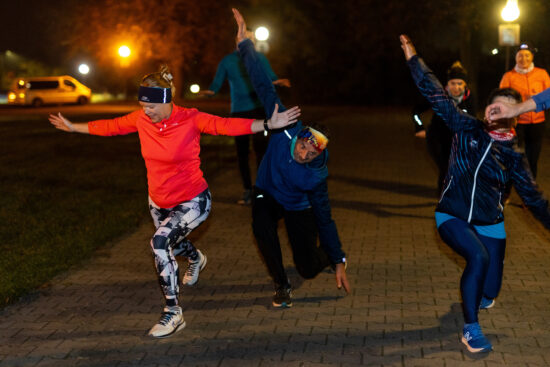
[88, 104, 253, 208]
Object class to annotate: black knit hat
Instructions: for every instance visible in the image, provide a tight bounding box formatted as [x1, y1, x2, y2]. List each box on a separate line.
[516, 42, 537, 55]
[447, 61, 468, 83]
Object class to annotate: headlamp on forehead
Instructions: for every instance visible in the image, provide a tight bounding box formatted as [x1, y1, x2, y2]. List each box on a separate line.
[297, 127, 329, 153]
[516, 42, 537, 55]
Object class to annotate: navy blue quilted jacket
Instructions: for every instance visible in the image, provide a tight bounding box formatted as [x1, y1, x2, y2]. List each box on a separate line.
[408, 55, 550, 228]
[238, 38, 345, 264]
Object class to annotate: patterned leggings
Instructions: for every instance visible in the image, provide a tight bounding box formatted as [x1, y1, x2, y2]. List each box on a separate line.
[149, 189, 211, 307]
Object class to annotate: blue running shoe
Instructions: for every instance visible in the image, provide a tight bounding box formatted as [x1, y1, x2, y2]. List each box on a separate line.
[479, 297, 495, 309]
[462, 322, 492, 353]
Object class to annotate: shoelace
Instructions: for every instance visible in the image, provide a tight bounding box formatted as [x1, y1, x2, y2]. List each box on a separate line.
[158, 311, 177, 326]
[275, 288, 290, 297]
[186, 259, 200, 277]
[465, 324, 482, 341]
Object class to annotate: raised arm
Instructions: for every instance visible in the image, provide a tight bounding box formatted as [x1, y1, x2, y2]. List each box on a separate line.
[273, 79, 291, 88]
[233, 8, 286, 118]
[203, 59, 228, 96]
[400, 35, 477, 132]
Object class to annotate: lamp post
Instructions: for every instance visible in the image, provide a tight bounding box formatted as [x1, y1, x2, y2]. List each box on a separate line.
[117, 45, 131, 98]
[255, 26, 270, 54]
[499, 0, 520, 71]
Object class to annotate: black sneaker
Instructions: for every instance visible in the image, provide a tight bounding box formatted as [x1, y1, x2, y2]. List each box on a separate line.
[272, 286, 292, 308]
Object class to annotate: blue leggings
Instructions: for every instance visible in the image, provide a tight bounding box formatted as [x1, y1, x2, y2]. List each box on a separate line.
[438, 218, 506, 323]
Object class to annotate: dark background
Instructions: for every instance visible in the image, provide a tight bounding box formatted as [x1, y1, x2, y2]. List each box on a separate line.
[1, 0, 550, 108]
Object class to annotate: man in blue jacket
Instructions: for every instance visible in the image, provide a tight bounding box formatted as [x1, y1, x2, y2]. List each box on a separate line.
[202, 31, 290, 205]
[233, 8, 350, 308]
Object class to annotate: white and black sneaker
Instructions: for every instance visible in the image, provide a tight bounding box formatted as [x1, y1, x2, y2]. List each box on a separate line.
[182, 250, 207, 286]
[148, 306, 185, 338]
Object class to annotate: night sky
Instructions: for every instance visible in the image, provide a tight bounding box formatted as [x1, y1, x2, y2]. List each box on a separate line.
[2, 0, 550, 106]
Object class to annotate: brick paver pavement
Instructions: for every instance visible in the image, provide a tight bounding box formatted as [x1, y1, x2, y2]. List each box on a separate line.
[1, 106, 550, 366]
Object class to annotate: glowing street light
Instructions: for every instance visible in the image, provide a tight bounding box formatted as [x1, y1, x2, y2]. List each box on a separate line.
[499, 0, 521, 71]
[501, 0, 520, 22]
[255, 27, 269, 41]
[78, 63, 90, 75]
[492, 48, 499, 55]
[190, 84, 200, 94]
[118, 45, 131, 58]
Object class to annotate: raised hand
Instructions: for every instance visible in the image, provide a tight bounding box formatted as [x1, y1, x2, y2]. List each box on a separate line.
[273, 79, 292, 88]
[270, 104, 301, 129]
[400, 34, 417, 61]
[232, 8, 248, 43]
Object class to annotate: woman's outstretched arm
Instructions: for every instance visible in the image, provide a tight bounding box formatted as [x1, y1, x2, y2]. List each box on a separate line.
[48, 113, 89, 133]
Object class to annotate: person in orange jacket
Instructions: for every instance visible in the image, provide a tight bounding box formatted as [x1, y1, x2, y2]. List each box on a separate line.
[500, 43, 550, 178]
[48, 65, 300, 338]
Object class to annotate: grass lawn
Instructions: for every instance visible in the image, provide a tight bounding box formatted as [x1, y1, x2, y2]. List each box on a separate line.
[0, 111, 235, 307]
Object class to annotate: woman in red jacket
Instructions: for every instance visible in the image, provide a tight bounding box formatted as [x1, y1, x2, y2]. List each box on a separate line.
[500, 43, 550, 178]
[48, 65, 300, 338]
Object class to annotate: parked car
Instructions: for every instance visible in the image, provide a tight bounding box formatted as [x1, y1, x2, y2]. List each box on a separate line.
[7, 76, 91, 107]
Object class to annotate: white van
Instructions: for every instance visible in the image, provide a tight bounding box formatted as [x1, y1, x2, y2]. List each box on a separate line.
[7, 76, 92, 107]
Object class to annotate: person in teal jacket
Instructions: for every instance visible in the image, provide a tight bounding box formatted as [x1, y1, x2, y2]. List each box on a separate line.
[202, 32, 290, 205]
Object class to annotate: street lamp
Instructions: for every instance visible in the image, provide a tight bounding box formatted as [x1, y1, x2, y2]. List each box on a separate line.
[499, 0, 520, 71]
[118, 45, 131, 58]
[117, 45, 132, 99]
[501, 0, 520, 22]
[118, 45, 131, 68]
[190, 84, 200, 94]
[255, 26, 270, 53]
[78, 64, 90, 75]
[255, 26, 269, 41]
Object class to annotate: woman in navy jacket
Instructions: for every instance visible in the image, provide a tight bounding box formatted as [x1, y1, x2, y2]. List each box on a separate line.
[401, 35, 550, 354]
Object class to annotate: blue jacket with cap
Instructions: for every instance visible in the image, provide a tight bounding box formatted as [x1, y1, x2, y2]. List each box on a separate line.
[238, 38, 345, 264]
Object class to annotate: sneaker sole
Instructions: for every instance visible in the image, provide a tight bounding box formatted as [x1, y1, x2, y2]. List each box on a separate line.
[480, 300, 495, 309]
[149, 321, 186, 339]
[461, 337, 492, 353]
[183, 254, 207, 286]
[272, 301, 293, 308]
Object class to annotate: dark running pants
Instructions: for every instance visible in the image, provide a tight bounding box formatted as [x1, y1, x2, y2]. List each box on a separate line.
[148, 189, 212, 307]
[426, 122, 452, 195]
[231, 108, 269, 190]
[251, 187, 331, 289]
[438, 218, 506, 323]
[516, 122, 545, 178]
